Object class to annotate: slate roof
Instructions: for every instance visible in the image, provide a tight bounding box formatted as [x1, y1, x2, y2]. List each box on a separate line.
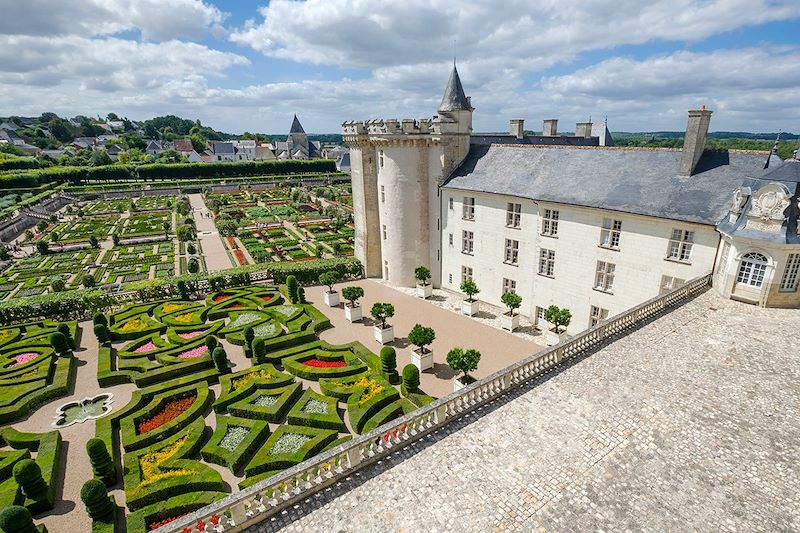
[439, 65, 471, 112]
[211, 142, 235, 155]
[443, 144, 774, 225]
[290, 115, 305, 134]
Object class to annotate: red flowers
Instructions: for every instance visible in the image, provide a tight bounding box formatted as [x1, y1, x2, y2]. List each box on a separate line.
[213, 294, 230, 302]
[228, 303, 243, 309]
[234, 249, 246, 265]
[147, 512, 188, 531]
[302, 359, 347, 368]
[226, 236, 236, 248]
[136, 396, 196, 434]
[261, 295, 272, 302]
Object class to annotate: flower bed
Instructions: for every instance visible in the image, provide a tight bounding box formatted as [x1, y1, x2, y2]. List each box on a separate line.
[234, 249, 246, 266]
[134, 341, 158, 353]
[302, 399, 328, 414]
[212, 294, 230, 302]
[11, 352, 39, 367]
[232, 369, 276, 391]
[218, 426, 249, 451]
[177, 331, 204, 340]
[253, 395, 279, 407]
[270, 433, 312, 455]
[177, 346, 208, 359]
[302, 359, 346, 368]
[136, 396, 196, 434]
[228, 313, 262, 329]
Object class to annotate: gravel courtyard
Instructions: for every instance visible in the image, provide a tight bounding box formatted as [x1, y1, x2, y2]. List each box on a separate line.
[251, 290, 800, 532]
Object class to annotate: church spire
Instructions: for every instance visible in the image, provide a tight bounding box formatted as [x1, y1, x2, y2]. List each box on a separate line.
[439, 64, 471, 112]
[289, 114, 305, 134]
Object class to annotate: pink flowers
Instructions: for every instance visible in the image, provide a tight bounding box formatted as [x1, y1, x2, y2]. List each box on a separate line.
[11, 352, 39, 367]
[177, 345, 208, 359]
[178, 331, 205, 339]
[134, 341, 157, 353]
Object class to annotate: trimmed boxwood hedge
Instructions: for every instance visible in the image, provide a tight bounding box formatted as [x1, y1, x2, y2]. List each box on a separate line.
[0, 428, 62, 515]
[213, 364, 295, 413]
[200, 415, 270, 474]
[243, 424, 337, 477]
[227, 382, 302, 422]
[347, 383, 400, 434]
[286, 389, 345, 431]
[282, 350, 368, 381]
[125, 491, 226, 533]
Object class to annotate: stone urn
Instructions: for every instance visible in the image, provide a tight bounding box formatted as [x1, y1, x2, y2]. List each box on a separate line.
[323, 290, 340, 307]
[410, 347, 434, 372]
[500, 311, 520, 332]
[374, 324, 394, 344]
[344, 303, 362, 323]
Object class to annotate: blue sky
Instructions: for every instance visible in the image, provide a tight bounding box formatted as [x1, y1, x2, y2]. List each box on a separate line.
[1, 1, 799, 134]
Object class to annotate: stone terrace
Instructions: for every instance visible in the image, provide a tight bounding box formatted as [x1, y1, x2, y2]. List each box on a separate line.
[250, 290, 800, 532]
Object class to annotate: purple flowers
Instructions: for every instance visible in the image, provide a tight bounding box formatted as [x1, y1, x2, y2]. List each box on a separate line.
[134, 341, 157, 353]
[178, 331, 204, 339]
[177, 345, 208, 359]
[11, 352, 39, 367]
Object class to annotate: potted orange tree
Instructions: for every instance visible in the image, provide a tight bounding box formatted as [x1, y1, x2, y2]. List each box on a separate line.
[342, 286, 364, 322]
[460, 278, 480, 316]
[319, 271, 341, 307]
[414, 266, 433, 299]
[371, 302, 395, 344]
[500, 291, 522, 331]
[408, 323, 435, 372]
[447, 347, 481, 392]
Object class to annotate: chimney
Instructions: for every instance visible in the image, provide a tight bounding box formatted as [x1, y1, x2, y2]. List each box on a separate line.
[575, 122, 592, 138]
[510, 119, 524, 139]
[679, 106, 713, 176]
[542, 119, 558, 136]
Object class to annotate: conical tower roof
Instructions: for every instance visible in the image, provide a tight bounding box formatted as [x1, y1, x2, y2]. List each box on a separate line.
[439, 65, 471, 112]
[289, 114, 305, 134]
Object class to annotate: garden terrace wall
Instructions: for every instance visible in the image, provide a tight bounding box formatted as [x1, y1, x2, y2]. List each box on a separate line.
[157, 272, 713, 533]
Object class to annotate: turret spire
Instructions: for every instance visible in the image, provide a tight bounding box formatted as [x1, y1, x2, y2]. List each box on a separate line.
[439, 64, 471, 112]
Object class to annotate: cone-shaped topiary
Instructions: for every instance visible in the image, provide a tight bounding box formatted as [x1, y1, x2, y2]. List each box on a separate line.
[0, 505, 41, 533]
[93, 323, 110, 345]
[13, 459, 48, 501]
[252, 338, 267, 364]
[296, 286, 306, 303]
[212, 347, 229, 374]
[56, 323, 74, 349]
[401, 364, 420, 396]
[380, 346, 400, 384]
[92, 313, 107, 327]
[205, 335, 218, 353]
[49, 331, 71, 357]
[286, 275, 298, 303]
[86, 438, 115, 484]
[177, 279, 189, 299]
[80, 479, 115, 522]
[243, 326, 255, 357]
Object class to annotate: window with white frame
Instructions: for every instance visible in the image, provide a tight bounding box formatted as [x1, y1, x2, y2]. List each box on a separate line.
[780, 253, 800, 292]
[600, 218, 622, 249]
[506, 203, 521, 228]
[594, 261, 615, 292]
[502, 278, 516, 294]
[462, 197, 475, 220]
[589, 305, 609, 327]
[541, 208, 559, 236]
[538, 248, 555, 277]
[716, 241, 731, 275]
[378, 150, 384, 168]
[659, 275, 685, 295]
[504, 239, 519, 265]
[535, 306, 548, 325]
[448, 233, 453, 246]
[382, 225, 387, 240]
[667, 229, 694, 261]
[461, 265, 473, 282]
[736, 252, 768, 288]
[461, 230, 474, 254]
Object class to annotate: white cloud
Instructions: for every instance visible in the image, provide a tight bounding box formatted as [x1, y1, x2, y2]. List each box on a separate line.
[0, 0, 226, 41]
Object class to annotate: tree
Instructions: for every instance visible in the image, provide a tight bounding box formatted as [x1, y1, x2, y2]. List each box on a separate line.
[544, 305, 572, 333]
[36, 240, 49, 256]
[187, 257, 199, 274]
[212, 347, 229, 374]
[205, 335, 218, 353]
[93, 323, 110, 345]
[92, 313, 108, 327]
[88, 235, 99, 248]
[51, 278, 66, 292]
[501, 291, 522, 316]
[80, 479, 115, 523]
[187, 242, 196, 255]
[0, 505, 39, 533]
[0, 247, 9, 261]
[243, 326, 255, 357]
[82, 274, 96, 288]
[318, 271, 341, 293]
[341, 286, 364, 307]
[90, 149, 112, 166]
[36, 220, 47, 233]
[401, 364, 420, 396]
[48, 117, 75, 142]
[24, 230, 33, 241]
[370, 302, 394, 329]
[162, 221, 171, 237]
[13, 459, 48, 501]
[50, 331, 71, 357]
[252, 338, 267, 364]
[460, 279, 480, 301]
[296, 286, 306, 303]
[216, 219, 238, 236]
[189, 133, 207, 153]
[86, 438, 115, 484]
[414, 266, 431, 285]
[446, 347, 481, 381]
[408, 324, 435, 354]
[57, 323, 74, 349]
[286, 275, 299, 303]
[176, 224, 193, 241]
[380, 346, 399, 384]
[111, 233, 120, 246]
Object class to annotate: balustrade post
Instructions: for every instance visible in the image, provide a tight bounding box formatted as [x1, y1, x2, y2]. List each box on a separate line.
[434, 404, 447, 424]
[345, 446, 362, 469]
[230, 501, 248, 526]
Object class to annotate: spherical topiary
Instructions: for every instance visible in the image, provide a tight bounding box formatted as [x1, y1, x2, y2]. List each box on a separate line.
[243, 326, 255, 356]
[49, 331, 70, 357]
[80, 479, 115, 522]
[286, 275, 298, 303]
[13, 459, 48, 501]
[86, 438, 115, 484]
[380, 346, 399, 384]
[0, 505, 39, 533]
[401, 364, 420, 396]
[92, 313, 108, 327]
[252, 338, 267, 364]
[56, 323, 74, 349]
[93, 323, 110, 345]
[212, 347, 229, 374]
[205, 335, 218, 353]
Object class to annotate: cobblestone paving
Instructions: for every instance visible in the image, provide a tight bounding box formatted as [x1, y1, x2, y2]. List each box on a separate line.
[248, 291, 800, 532]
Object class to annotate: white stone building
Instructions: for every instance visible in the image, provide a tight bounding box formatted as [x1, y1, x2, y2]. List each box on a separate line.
[344, 66, 800, 333]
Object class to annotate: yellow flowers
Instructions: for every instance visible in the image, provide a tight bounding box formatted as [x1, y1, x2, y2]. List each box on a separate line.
[162, 303, 187, 314]
[119, 318, 147, 333]
[133, 435, 191, 493]
[355, 377, 384, 405]
[232, 369, 275, 391]
[173, 313, 195, 323]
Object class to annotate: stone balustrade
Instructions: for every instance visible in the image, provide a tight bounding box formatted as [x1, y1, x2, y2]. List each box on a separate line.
[157, 272, 712, 533]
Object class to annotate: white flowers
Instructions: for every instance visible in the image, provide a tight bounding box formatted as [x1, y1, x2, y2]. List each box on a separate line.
[302, 399, 328, 414]
[229, 313, 262, 329]
[270, 433, 312, 455]
[219, 425, 248, 451]
[253, 395, 279, 407]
